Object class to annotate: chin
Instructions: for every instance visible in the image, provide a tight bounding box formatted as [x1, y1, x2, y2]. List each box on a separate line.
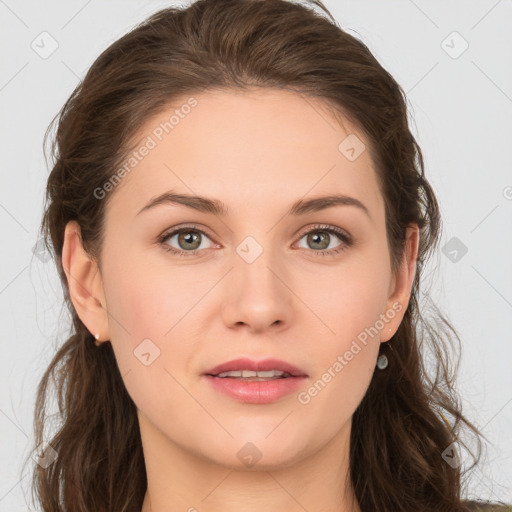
[203, 431, 312, 471]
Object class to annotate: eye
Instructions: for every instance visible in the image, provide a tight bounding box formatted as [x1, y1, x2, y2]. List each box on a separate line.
[158, 223, 353, 258]
[158, 225, 215, 257]
[295, 224, 352, 257]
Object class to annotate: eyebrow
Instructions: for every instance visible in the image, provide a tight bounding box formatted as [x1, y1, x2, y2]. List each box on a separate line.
[136, 191, 372, 221]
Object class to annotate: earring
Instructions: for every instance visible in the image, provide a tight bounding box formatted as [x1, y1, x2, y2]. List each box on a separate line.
[376, 354, 388, 370]
[94, 333, 100, 340]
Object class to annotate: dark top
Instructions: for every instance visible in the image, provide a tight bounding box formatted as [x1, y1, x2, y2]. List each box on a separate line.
[463, 501, 512, 511]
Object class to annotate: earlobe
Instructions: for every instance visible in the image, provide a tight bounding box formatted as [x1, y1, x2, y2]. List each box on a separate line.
[381, 223, 420, 342]
[61, 220, 109, 343]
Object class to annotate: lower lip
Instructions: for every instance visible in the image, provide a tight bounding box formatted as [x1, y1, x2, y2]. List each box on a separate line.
[203, 375, 308, 404]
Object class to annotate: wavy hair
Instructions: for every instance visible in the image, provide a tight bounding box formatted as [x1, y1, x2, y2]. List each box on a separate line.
[28, 0, 510, 511]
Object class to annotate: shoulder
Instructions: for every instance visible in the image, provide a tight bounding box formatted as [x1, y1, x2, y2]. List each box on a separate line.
[462, 500, 512, 511]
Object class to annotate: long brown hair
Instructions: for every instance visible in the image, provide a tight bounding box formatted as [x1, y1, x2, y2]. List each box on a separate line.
[28, 0, 509, 511]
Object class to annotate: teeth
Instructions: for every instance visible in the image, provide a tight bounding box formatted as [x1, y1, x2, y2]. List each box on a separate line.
[216, 370, 290, 378]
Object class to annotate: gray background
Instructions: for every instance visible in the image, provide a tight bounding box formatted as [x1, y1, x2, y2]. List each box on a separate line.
[1, 0, 511, 510]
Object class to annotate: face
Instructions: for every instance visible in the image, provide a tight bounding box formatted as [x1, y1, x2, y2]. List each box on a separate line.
[66, 88, 416, 470]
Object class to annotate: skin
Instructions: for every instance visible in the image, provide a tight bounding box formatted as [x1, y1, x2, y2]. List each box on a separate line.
[62, 88, 419, 512]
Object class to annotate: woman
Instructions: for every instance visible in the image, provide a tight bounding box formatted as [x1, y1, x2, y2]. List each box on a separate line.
[30, 0, 511, 511]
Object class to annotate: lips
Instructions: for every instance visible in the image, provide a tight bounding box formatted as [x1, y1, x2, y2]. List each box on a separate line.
[204, 357, 308, 378]
[203, 357, 308, 404]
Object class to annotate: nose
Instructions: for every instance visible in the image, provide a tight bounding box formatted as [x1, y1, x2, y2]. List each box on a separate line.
[220, 248, 294, 334]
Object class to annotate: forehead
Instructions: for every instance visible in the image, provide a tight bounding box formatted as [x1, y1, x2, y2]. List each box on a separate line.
[107, 88, 384, 221]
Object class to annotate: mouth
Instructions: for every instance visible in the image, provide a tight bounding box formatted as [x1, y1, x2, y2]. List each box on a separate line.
[203, 358, 308, 404]
[204, 357, 308, 379]
[209, 369, 295, 381]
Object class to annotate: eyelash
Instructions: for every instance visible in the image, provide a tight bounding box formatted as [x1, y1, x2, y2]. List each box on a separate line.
[157, 223, 353, 258]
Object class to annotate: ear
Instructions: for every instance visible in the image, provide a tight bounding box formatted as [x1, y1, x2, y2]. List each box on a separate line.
[380, 223, 420, 342]
[61, 220, 109, 344]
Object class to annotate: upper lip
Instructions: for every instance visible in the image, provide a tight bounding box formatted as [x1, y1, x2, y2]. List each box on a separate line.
[204, 358, 308, 377]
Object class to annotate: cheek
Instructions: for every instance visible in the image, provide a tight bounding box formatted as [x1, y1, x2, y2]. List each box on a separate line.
[300, 287, 383, 427]
[102, 245, 183, 339]
[101, 266, 191, 421]
[303, 250, 391, 402]
[100, 249, 206, 395]
[99, 246, 171, 382]
[313, 258, 391, 346]
[104, 273, 165, 342]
